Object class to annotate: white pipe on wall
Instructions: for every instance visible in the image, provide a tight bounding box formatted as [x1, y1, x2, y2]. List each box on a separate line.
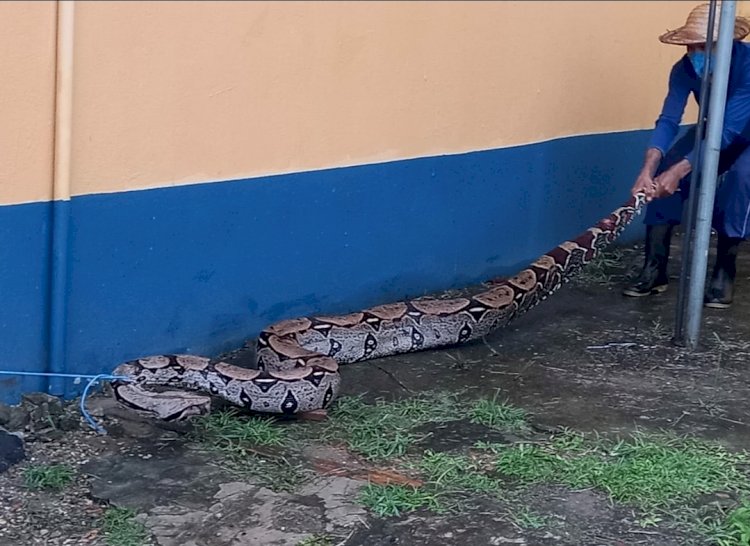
[53, 1, 74, 202]
[48, 0, 75, 395]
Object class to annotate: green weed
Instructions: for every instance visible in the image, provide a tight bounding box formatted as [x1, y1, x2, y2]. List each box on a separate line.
[509, 506, 548, 530]
[193, 408, 285, 450]
[469, 396, 528, 431]
[323, 392, 529, 460]
[491, 443, 563, 484]
[191, 409, 304, 492]
[696, 501, 750, 546]
[586, 435, 745, 508]
[481, 432, 749, 511]
[323, 393, 462, 460]
[574, 246, 631, 286]
[418, 450, 499, 493]
[102, 507, 149, 546]
[295, 534, 335, 546]
[725, 502, 750, 545]
[23, 464, 74, 491]
[359, 483, 443, 517]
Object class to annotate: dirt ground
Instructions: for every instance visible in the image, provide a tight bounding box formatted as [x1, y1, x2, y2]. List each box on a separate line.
[1, 232, 750, 546]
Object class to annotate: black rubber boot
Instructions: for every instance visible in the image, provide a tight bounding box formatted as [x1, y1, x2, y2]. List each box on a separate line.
[622, 224, 673, 297]
[704, 234, 742, 309]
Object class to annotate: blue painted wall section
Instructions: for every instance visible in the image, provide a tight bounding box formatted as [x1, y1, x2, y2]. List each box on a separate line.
[0, 201, 52, 400]
[0, 130, 651, 402]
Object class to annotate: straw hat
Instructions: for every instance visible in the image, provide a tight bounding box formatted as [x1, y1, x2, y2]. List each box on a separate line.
[659, 3, 750, 45]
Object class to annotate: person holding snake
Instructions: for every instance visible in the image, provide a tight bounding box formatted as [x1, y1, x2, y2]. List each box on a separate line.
[623, 3, 750, 309]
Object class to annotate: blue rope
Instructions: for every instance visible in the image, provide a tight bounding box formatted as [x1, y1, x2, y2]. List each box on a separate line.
[79, 374, 132, 435]
[0, 370, 132, 435]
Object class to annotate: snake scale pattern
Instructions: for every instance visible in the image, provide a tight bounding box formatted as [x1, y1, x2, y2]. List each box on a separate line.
[112, 194, 646, 420]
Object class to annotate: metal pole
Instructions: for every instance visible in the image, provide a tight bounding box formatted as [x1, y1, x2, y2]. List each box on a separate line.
[673, 0, 717, 344]
[685, 0, 737, 349]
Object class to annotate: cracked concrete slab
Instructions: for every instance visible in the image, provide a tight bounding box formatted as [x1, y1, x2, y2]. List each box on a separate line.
[84, 447, 366, 546]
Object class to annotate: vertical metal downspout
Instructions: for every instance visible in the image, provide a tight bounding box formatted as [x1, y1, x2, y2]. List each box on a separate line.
[673, 0, 717, 344]
[48, 0, 75, 395]
[685, 0, 737, 349]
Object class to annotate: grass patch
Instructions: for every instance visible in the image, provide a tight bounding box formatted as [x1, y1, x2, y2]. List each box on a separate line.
[102, 507, 149, 546]
[295, 534, 335, 546]
[203, 450, 306, 493]
[574, 246, 631, 286]
[469, 396, 528, 431]
[187, 395, 749, 544]
[550, 428, 588, 453]
[509, 506, 548, 530]
[320, 393, 532, 518]
[675, 498, 750, 546]
[239, 455, 307, 493]
[491, 443, 563, 484]
[583, 435, 745, 507]
[193, 408, 285, 450]
[23, 463, 74, 491]
[418, 450, 500, 494]
[690, 500, 750, 546]
[359, 449, 504, 518]
[359, 483, 443, 517]
[725, 502, 750, 545]
[322, 392, 530, 460]
[191, 409, 304, 492]
[322, 393, 464, 460]
[479, 431, 750, 542]
[479, 431, 750, 511]
[192, 395, 748, 545]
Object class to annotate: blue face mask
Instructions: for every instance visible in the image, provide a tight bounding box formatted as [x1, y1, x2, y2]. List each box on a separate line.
[689, 51, 707, 77]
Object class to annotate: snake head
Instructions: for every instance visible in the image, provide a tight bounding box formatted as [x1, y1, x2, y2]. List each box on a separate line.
[112, 383, 212, 421]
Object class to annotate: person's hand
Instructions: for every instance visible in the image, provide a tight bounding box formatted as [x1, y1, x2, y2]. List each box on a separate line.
[631, 172, 656, 202]
[652, 158, 691, 199]
[652, 167, 683, 199]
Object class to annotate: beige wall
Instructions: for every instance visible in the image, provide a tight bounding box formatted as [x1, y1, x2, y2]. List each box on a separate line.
[0, 1, 722, 205]
[1, 1, 56, 205]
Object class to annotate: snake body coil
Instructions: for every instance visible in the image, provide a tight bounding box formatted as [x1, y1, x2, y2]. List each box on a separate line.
[112, 194, 646, 419]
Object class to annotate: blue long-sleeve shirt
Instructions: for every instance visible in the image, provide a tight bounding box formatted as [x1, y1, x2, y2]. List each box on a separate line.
[648, 41, 750, 164]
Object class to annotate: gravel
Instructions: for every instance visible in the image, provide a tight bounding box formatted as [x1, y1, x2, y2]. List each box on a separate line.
[0, 393, 147, 546]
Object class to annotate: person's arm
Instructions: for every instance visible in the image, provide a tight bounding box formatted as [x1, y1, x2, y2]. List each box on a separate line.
[631, 148, 663, 200]
[633, 62, 691, 201]
[656, 47, 750, 198]
[648, 62, 692, 157]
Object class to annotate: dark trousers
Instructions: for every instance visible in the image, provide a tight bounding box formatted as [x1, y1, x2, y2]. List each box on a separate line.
[644, 127, 750, 240]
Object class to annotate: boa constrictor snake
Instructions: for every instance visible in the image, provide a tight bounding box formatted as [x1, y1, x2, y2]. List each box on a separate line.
[112, 193, 647, 420]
